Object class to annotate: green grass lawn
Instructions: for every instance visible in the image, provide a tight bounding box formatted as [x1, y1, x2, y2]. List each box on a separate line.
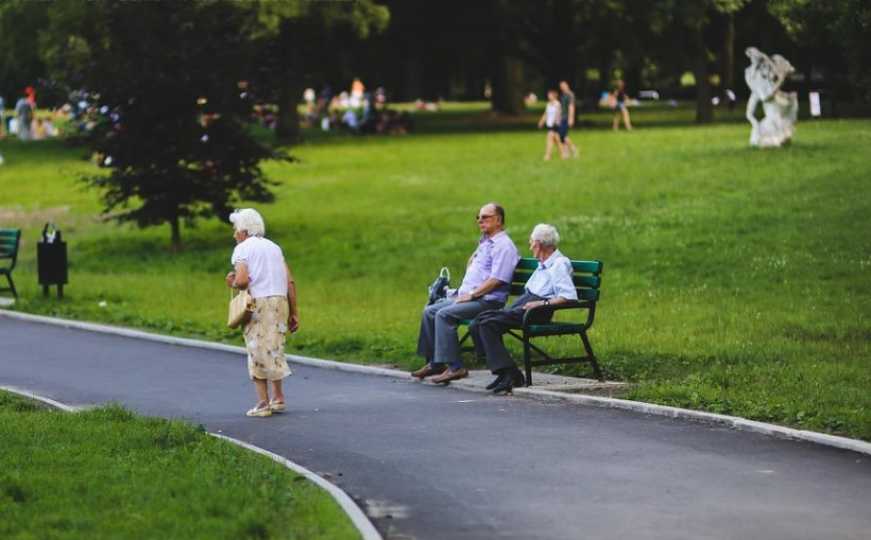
[0, 391, 359, 540]
[1, 103, 869, 440]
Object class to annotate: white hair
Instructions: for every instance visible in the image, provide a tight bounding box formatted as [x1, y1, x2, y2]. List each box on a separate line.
[229, 208, 265, 237]
[530, 223, 560, 247]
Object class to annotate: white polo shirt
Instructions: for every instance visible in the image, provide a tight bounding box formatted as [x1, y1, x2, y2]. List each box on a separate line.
[524, 250, 578, 301]
[231, 236, 288, 299]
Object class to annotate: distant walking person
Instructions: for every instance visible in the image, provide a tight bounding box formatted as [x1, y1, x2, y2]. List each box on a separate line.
[0, 95, 6, 138]
[611, 80, 633, 131]
[225, 209, 300, 417]
[558, 81, 579, 158]
[14, 92, 33, 141]
[537, 89, 563, 160]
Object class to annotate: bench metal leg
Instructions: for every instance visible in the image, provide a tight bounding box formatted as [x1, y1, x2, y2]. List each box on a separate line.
[523, 336, 533, 386]
[2, 272, 16, 299]
[580, 330, 603, 381]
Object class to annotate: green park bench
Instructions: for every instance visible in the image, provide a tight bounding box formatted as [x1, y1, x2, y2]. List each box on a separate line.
[0, 228, 22, 299]
[458, 257, 604, 386]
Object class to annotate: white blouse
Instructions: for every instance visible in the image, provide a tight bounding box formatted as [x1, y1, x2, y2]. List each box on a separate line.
[231, 236, 288, 299]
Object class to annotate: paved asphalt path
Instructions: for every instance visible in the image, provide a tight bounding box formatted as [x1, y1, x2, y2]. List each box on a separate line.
[1, 317, 870, 540]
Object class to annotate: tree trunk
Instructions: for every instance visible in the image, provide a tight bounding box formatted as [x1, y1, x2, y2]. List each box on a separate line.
[275, 78, 301, 143]
[490, 56, 525, 115]
[625, 63, 643, 98]
[693, 23, 714, 124]
[721, 13, 735, 92]
[170, 215, 182, 252]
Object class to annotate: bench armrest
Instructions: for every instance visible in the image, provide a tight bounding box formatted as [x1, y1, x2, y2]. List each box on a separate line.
[521, 300, 595, 327]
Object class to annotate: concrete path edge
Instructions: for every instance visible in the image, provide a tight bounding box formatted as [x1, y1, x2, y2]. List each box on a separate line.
[2, 309, 869, 457]
[0, 383, 383, 540]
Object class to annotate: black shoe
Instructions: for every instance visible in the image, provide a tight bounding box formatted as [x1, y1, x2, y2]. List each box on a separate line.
[486, 373, 507, 391]
[511, 368, 526, 387]
[493, 368, 524, 394]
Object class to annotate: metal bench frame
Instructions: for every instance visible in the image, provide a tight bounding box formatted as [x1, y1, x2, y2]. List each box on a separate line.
[0, 228, 22, 299]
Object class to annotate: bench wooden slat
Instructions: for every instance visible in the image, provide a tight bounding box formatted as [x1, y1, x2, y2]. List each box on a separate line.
[526, 323, 586, 335]
[511, 271, 601, 286]
[577, 289, 599, 301]
[514, 258, 602, 275]
[572, 260, 602, 274]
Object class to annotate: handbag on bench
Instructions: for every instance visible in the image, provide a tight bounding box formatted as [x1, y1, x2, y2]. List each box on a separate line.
[426, 267, 451, 305]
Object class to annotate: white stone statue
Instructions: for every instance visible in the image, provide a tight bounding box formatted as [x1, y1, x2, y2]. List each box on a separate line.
[744, 47, 798, 147]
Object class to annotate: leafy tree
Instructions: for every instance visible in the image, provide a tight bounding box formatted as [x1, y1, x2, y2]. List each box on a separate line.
[0, 1, 49, 104]
[54, 0, 281, 250]
[769, 0, 871, 103]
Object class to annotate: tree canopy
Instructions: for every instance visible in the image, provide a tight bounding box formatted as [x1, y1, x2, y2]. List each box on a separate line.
[57, 0, 281, 249]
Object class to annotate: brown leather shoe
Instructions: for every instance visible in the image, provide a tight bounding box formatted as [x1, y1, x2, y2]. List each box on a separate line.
[431, 367, 469, 384]
[411, 363, 447, 380]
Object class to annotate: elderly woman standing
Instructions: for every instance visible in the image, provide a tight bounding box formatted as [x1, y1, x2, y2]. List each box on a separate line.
[226, 208, 299, 417]
[469, 224, 577, 394]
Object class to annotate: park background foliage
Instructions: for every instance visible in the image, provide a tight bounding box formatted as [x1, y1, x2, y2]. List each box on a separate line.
[0, 0, 869, 439]
[1, 104, 869, 440]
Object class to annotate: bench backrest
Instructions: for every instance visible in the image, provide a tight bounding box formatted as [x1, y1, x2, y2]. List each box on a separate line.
[509, 257, 603, 302]
[0, 228, 22, 267]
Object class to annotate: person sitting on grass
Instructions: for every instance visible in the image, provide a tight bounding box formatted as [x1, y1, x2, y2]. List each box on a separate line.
[412, 202, 520, 384]
[537, 89, 564, 160]
[469, 224, 578, 394]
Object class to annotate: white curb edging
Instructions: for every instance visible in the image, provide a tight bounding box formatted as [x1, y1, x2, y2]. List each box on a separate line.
[2, 309, 870, 457]
[210, 434, 382, 540]
[0, 385, 82, 412]
[0, 384, 382, 540]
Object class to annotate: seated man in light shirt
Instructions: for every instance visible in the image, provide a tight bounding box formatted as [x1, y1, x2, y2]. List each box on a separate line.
[469, 224, 578, 394]
[413, 202, 520, 384]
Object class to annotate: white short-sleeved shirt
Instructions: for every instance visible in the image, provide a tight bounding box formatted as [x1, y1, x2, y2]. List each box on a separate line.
[545, 101, 561, 127]
[231, 236, 288, 299]
[524, 250, 578, 301]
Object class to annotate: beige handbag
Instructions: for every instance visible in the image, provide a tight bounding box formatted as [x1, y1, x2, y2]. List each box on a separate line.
[227, 288, 254, 329]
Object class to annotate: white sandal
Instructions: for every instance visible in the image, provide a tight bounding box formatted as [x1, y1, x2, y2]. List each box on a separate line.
[269, 400, 286, 413]
[246, 402, 272, 417]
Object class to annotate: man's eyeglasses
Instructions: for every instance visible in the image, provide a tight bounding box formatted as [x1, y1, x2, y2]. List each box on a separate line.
[476, 214, 496, 221]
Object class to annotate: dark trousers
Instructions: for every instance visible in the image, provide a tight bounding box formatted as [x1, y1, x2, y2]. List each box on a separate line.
[469, 292, 549, 374]
[417, 297, 502, 370]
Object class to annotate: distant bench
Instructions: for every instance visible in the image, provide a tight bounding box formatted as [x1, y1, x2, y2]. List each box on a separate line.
[458, 257, 604, 385]
[0, 228, 22, 299]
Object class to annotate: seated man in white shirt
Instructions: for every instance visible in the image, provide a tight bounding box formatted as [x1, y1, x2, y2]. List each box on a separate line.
[469, 224, 578, 394]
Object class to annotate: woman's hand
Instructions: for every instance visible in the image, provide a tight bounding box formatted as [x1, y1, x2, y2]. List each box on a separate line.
[288, 313, 300, 333]
[225, 271, 236, 288]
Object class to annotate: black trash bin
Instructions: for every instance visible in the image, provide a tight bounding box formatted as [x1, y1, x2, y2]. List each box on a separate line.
[37, 222, 68, 298]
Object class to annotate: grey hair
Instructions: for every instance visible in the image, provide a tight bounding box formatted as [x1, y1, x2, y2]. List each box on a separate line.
[530, 223, 560, 247]
[229, 208, 265, 237]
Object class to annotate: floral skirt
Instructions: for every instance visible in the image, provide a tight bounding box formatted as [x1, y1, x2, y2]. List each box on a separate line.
[243, 295, 292, 381]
